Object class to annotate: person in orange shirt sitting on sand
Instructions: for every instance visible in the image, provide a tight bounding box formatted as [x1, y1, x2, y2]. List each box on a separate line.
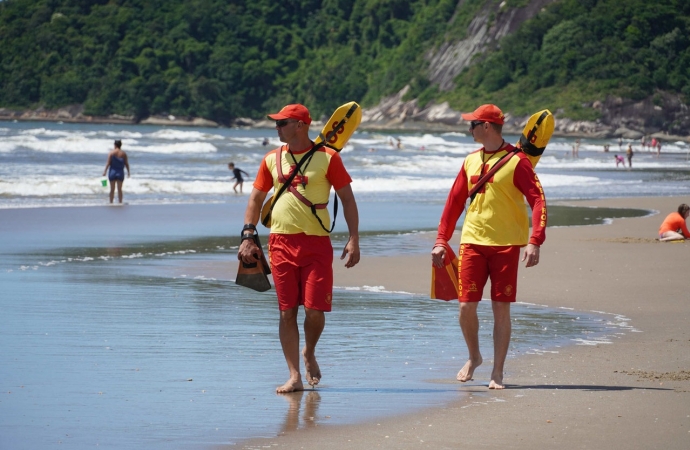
[658, 203, 690, 241]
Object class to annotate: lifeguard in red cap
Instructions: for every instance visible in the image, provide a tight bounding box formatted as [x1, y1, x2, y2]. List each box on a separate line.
[237, 103, 360, 393]
[431, 104, 547, 389]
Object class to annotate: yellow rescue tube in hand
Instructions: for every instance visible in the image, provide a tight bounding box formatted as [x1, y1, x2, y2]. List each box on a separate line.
[517, 109, 554, 168]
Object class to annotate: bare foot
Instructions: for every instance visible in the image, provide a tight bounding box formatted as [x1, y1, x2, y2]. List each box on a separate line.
[276, 377, 304, 394]
[456, 356, 482, 382]
[488, 371, 505, 389]
[302, 348, 321, 387]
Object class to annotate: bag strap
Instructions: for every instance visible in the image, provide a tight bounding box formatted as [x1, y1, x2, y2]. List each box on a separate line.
[262, 105, 357, 231]
[468, 146, 518, 204]
[261, 143, 322, 227]
[275, 145, 338, 233]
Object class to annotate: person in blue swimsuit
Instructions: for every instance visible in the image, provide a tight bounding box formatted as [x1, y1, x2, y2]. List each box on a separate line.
[102, 140, 130, 204]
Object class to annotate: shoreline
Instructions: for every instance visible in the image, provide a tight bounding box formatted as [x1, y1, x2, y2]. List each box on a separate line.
[232, 195, 690, 449]
[3, 111, 688, 143]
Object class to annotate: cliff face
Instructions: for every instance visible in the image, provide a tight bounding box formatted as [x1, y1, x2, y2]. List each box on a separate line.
[426, 0, 557, 92]
[362, 0, 690, 139]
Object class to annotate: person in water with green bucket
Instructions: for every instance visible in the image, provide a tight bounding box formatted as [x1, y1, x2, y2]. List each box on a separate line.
[102, 140, 130, 204]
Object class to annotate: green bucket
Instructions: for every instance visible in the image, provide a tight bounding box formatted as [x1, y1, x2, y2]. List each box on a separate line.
[101, 178, 108, 187]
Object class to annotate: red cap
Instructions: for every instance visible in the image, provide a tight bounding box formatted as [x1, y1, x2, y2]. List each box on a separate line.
[267, 104, 312, 125]
[461, 104, 505, 125]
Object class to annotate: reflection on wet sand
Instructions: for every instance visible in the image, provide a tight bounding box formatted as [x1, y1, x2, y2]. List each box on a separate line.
[279, 390, 322, 433]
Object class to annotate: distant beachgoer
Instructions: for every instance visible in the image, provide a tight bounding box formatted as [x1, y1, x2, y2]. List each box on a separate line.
[396, 138, 403, 149]
[658, 204, 690, 241]
[262, 137, 269, 146]
[228, 162, 249, 194]
[618, 137, 623, 150]
[614, 154, 625, 167]
[641, 135, 646, 150]
[102, 140, 130, 204]
[603, 144, 610, 152]
[626, 144, 634, 168]
[574, 139, 580, 158]
[656, 139, 662, 157]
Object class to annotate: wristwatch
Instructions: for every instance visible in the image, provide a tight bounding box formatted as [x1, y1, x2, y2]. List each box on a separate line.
[241, 223, 257, 242]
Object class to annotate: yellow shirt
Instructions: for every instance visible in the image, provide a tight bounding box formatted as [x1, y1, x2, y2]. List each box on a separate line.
[254, 145, 352, 236]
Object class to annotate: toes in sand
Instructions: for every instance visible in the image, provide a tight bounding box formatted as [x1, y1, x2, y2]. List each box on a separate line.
[456, 357, 482, 382]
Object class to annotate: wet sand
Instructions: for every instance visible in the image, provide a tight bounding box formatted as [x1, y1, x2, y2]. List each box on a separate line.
[232, 196, 690, 449]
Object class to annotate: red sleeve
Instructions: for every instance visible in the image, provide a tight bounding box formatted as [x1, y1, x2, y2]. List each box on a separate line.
[513, 157, 546, 246]
[325, 150, 352, 190]
[253, 153, 275, 192]
[435, 160, 469, 246]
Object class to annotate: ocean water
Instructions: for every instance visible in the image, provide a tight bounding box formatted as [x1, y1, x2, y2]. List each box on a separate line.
[1, 121, 690, 208]
[0, 204, 636, 450]
[0, 121, 682, 449]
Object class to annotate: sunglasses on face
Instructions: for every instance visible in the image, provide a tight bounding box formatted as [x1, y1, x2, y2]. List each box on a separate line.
[470, 121, 486, 130]
[275, 119, 298, 128]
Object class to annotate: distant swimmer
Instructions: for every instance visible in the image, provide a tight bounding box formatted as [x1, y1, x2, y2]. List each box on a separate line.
[658, 203, 690, 241]
[614, 154, 626, 167]
[228, 162, 249, 194]
[102, 140, 130, 204]
[262, 137, 269, 146]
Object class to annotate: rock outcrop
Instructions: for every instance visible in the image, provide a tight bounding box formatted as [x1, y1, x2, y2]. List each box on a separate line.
[426, 0, 558, 92]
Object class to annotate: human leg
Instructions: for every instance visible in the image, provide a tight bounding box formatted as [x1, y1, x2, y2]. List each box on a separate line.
[302, 307, 324, 386]
[660, 231, 685, 241]
[269, 234, 305, 393]
[300, 235, 333, 387]
[115, 180, 124, 203]
[486, 246, 520, 389]
[457, 301, 482, 381]
[277, 306, 304, 393]
[108, 181, 115, 203]
[456, 244, 488, 382]
[489, 301, 511, 389]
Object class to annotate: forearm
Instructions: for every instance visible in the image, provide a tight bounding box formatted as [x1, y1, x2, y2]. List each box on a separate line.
[244, 188, 267, 226]
[436, 168, 468, 245]
[336, 185, 359, 239]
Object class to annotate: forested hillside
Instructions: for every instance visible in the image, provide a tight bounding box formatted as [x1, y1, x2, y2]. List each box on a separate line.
[1, 0, 689, 128]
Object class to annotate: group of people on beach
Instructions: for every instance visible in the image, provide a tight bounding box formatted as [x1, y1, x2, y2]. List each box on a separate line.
[237, 102, 545, 393]
[101, 140, 254, 202]
[103, 102, 689, 394]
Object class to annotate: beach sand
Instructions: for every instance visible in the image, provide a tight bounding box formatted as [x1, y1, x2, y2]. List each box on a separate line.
[211, 195, 690, 449]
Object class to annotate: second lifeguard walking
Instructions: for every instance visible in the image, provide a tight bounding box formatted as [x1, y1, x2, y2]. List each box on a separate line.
[431, 104, 547, 390]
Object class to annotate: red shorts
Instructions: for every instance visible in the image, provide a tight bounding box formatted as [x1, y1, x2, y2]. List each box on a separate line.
[268, 233, 333, 312]
[457, 244, 520, 302]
